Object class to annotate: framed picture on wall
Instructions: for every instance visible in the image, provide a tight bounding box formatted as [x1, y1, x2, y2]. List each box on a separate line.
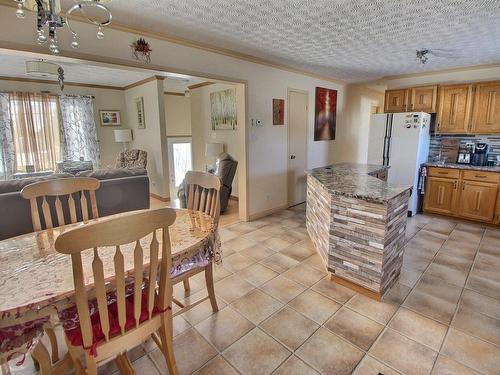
[272, 99, 285, 125]
[210, 88, 237, 130]
[99, 110, 121, 126]
[314, 87, 337, 141]
[135, 97, 146, 129]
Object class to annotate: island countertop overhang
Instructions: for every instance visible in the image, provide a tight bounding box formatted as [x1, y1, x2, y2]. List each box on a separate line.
[307, 163, 412, 204]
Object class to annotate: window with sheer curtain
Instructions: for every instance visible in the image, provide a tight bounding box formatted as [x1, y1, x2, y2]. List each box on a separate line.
[8, 92, 62, 173]
[0, 92, 99, 179]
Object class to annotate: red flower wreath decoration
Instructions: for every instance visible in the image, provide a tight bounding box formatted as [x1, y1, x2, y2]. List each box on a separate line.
[131, 38, 152, 63]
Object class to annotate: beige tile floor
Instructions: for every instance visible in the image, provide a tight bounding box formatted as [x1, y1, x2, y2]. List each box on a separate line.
[15, 205, 500, 374]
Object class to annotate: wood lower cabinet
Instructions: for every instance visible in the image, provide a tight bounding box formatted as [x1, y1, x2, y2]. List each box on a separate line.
[424, 167, 500, 224]
[495, 190, 500, 224]
[423, 176, 459, 215]
[457, 180, 498, 222]
[471, 81, 500, 133]
[437, 84, 473, 133]
[410, 86, 438, 113]
[384, 89, 409, 113]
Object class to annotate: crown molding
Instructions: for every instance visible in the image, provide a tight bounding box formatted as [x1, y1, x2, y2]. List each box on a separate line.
[0, 75, 124, 90]
[164, 91, 185, 96]
[381, 62, 500, 81]
[124, 75, 163, 90]
[0, 2, 346, 86]
[188, 81, 214, 90]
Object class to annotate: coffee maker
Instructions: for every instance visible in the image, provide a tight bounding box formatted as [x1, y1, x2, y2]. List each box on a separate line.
[472, 143, 488, 166]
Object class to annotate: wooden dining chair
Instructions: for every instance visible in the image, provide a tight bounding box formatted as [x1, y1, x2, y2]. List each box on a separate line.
[173, 171, 221, 315]
[21, 177, 101, 231]
[54, 208, 179, 375]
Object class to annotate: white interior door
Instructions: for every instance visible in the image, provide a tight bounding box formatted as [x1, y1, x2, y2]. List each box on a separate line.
[287, 89, 308, 206]
[167, 137, 193, 198]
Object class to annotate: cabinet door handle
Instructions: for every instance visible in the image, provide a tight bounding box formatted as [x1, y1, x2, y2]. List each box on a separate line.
[454, 181, 458, 189]
[437, 123, 441, 131]
[462, 182, 466, 190]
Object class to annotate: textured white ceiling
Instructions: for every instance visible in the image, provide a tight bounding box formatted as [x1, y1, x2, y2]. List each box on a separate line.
[0, 53, 209, 90]
[74, 0, 500, 82]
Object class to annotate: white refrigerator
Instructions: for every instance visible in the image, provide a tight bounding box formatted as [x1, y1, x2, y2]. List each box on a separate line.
[367, 112, 431, 216]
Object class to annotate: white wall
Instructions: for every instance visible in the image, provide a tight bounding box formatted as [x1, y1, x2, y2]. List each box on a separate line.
[0, 6, 350, 217]
[190, 83, 242, 196]
[0, 79, 128, 167]
[124, 78, 169, 198]
[340, 84, 384, 163]
[164, 94, 192, 136]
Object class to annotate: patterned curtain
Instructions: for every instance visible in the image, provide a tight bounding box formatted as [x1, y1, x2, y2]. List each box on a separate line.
[0, 93, 15, 180]
[59, 95, 100, 168]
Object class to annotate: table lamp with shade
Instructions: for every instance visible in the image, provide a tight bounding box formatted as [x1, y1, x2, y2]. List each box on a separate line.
[205, 142, 224, 172]
[114, 129, 133, 150]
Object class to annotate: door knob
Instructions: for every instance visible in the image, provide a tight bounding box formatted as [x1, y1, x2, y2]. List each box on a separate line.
[290, 155, 296, 159]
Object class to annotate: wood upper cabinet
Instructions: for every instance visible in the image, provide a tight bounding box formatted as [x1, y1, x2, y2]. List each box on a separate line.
[471, 81, 500, 133]
[384, 89, 409, 113]
[437, 84, 473, 133]
[410, 85, 438, 113]
[423, 176, 459, 215]
[457, 180, 498, 222]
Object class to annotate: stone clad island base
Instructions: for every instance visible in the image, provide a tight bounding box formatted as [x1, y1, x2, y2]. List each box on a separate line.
[306, 163, 412, 300]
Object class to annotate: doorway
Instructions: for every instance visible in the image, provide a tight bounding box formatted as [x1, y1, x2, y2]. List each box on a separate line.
[287, 89, 309, 207]
[167, 137, 193, 198]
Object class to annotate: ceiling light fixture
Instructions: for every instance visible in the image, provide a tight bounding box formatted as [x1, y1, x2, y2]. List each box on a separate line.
[416, 49, 430, 65]
[25, 59, 65, 90]
[13, 0, 112, 55]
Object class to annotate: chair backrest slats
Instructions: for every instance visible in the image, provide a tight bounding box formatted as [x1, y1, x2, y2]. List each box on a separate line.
[92, 248, 110, 342]
[21, 177, 101, 231]
[80, 193, 89, 222]
[133, 240, 144, 328]
[41, 197, 53, 228]
[71, 254, 93, 349]
[185, 171, 222, 227]
[148, 232, 160, 318]
[54, 208, 176, 352]
[55, 196, 65, 225]
[114, 245, 126, 335]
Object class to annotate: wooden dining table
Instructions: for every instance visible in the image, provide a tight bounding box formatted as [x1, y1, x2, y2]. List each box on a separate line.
[0, 208, 220, 373]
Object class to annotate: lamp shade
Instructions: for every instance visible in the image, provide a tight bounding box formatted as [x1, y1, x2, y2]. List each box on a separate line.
[205, 143, 224, 157]
[114, 129, 132, 143]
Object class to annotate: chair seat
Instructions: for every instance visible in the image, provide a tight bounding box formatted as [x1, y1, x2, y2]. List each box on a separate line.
[61, 288, 167, 355]
[0, 317, 48, 359]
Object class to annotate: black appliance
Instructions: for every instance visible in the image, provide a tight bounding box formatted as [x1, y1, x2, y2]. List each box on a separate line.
[472, 143, 488, 166]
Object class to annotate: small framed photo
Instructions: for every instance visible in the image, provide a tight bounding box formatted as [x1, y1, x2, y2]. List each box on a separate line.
[99, 110, 121, 126]
[135, 97, 145, 129]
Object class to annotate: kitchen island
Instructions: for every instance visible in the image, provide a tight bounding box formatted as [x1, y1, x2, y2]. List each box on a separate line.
[306, 163, 412, 299]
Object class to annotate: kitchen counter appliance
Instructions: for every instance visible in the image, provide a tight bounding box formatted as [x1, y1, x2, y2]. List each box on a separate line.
[472, 143, 488, 166]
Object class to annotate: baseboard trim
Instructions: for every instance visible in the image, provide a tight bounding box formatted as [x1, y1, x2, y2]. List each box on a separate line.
[229, 195, 239, 201]
[248, 204, 288, 221]
[150, 193, 170, 202]
[329, 273, 381, 301]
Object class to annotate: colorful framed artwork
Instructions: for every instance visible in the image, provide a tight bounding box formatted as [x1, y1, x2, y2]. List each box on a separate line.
[99, 110, 121, 126]
[272, 99, 285, 125]
[135, 97, 145, 129]
[210, 88, 237, 130]
[314, 87, 337, 141]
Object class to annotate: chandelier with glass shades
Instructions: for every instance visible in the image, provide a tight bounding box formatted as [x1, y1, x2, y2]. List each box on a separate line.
[13, 0, 112, 55]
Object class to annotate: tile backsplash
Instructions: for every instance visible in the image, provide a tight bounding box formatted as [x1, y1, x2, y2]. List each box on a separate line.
[428, 134, 500, 163]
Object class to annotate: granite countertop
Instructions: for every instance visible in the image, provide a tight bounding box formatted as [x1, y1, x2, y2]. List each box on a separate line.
[424, 162, 500, 173]
[307, 163, 411, 204]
